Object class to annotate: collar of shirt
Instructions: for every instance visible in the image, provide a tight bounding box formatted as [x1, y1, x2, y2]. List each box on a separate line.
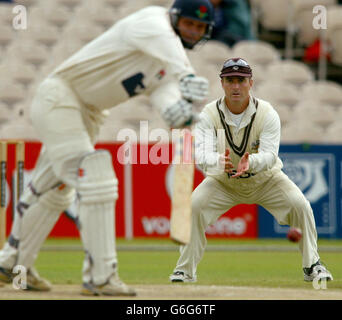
[218, 95, 257, 130]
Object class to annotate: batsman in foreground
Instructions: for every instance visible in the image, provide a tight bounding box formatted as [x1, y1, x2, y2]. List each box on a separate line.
[0, 0, 214, 295]
[170, 58, 333, 283]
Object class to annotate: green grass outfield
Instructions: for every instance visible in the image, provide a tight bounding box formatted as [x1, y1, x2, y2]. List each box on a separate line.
[35, 238, 342, 290]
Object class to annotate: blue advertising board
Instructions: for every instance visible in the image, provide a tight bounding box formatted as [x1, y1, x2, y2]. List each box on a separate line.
[258, 144, 342, 238]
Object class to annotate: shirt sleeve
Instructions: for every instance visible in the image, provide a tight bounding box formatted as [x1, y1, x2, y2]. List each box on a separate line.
[123, 16, 194, 80]
[248, 108, 281, 172]
[194, 112, 224, 175]
[149, 80, 182, 115]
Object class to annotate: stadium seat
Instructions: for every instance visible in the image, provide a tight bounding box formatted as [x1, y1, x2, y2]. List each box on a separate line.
[0, 103, 10, 123]
[104, 0, 129, 10]
[257, 0, 290, 31]
[272, 104, 292, 126]
[0, 84, 26, 108]
[62, 23, 104, 45]
[28, 6, 72, 30]
[302, 80, 342, 106]
[250, 64, 269, 86]
[18, 25, 60, 48]
[6, 41, 49, 69]
[232, 40, 280, 66]
[327, 5, 342, 31]
[327, 5, 342, 65]
[290, 0, 337, 46]
[329, 29, 342, 66]
[0, 63, 37, 89]
[52, 0, 82, 11]
[292, 100, 336, 127]
[11, 103, 30, 120]
[50, 38, 84, 67]
[0, 120, 39, 140]
[266, 60, 315, 86]
[116, 0, 165, 19]
[324, 120, 342, 143]
[74, 4, 116, 29]
[191, 40, 232, 65]
[15, 0, 37, 7]
[0, 2, 15, 27]
[0, 25, 14, 49]
[281, 120, 326, 143]
[38, 61, 60, 79]
[254, 81, 299, 107]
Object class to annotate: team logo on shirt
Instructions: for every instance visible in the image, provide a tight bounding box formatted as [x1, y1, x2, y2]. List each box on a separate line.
[122, 72, 146, 97]
[251, 139, 260, 152]
[196, 6, 208, 19]
[156, 69, 166, 80]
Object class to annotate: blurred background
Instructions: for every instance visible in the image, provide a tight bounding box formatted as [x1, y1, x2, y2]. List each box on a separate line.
[0, 0, 342, 143]
[0, 0, 341, 240]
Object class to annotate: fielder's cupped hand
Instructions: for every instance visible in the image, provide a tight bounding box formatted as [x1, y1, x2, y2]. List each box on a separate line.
[220, 148, 234, 173]
[232, 152, 249, 178]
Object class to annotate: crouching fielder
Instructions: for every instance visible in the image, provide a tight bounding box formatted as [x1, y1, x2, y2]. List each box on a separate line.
[170, 58, 333, 283]
[0, 0, 215, 295]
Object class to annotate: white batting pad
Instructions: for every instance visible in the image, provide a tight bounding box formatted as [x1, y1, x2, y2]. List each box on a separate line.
[16, 185, 75, 268]
[0, 184, 75, 269]
[77, 150, 118, 285]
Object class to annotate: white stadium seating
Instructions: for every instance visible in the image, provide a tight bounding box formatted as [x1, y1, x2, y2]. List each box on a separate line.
[232, 40, 280, 66]
[290, 0, 337, 46]
[302, 81, 342, 106]
[324, 120, 342, 143]
[266, 60, 314, 86]
[0, 0, 341, 145]
[292, 101, 336, 127]
[281, 120, 326, 143]
[327, 5, 342, 65]
[254, 81, 300, 107]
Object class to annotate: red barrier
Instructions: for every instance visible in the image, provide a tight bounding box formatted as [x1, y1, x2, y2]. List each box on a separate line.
[4, 142, 257, 239]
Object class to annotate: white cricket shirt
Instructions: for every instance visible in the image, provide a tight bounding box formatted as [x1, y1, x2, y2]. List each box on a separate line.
[195, 96, 282, 175]
[52, 6, 194, 111]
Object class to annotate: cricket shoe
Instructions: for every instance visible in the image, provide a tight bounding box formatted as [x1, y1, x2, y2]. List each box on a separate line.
[26, 267, 52, 291]
[0, 267, 12, 284]
[81, 274, 137, 296]
[0, 266, 51, 291]
[169, 271, 197, 283]
[303, 260, 333, 282]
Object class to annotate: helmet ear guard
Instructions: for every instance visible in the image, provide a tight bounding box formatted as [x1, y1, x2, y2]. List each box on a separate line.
[169, 0, 215, 49]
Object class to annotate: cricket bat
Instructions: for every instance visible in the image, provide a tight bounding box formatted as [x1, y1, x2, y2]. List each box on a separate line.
[170, 128, 195, 245]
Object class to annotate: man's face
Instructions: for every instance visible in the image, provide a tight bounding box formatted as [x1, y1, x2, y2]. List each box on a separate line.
[221, 76, 253, 104]
[177, 17, 208, 46]
[210, 0, 223, 7]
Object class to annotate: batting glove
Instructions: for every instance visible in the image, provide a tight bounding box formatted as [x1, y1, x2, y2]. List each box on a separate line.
[161, 99, 197, 128]
[179, 74, 209, 103]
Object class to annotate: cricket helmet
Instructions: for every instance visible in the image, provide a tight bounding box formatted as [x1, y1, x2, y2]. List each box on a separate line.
[169, 0, 215, 49]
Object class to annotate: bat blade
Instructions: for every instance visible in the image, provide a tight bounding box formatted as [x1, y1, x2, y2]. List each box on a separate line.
[170, 129, 194, 245]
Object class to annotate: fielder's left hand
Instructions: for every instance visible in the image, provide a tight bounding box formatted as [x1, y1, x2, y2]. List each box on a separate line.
[231, 152, 249, 178]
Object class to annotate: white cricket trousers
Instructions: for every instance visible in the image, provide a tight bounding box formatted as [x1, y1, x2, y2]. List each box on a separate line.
[174, 171, 320, 278]
[0, 76, 118, 285]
